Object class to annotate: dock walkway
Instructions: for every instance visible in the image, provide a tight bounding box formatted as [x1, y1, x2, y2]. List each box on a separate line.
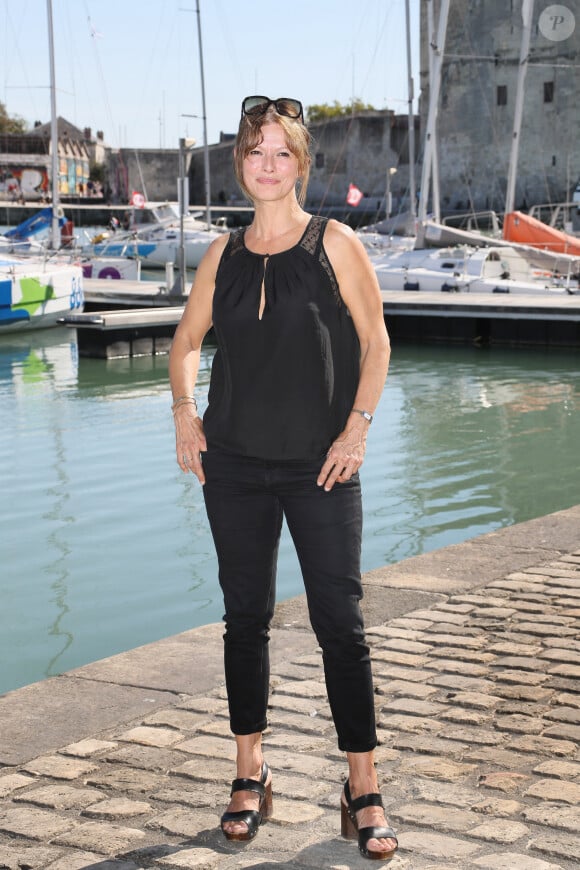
[1, 506, 579, 869]
[62, 290, 580, 357]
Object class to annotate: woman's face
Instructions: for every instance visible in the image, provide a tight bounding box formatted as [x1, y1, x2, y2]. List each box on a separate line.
[242, 123, 300, 203]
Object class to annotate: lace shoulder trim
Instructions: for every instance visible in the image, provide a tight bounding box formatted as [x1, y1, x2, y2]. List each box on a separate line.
[223, 228, 245, 260]
[300, 216, 341, 305]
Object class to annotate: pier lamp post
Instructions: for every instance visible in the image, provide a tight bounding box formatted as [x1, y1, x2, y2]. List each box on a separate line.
[385, 167, 397, 218]
[178, 137, 196, 297]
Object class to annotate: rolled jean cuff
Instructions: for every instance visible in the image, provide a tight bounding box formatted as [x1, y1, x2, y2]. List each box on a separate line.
[338, 736, 378, 753]
[230, 718, 268, 736]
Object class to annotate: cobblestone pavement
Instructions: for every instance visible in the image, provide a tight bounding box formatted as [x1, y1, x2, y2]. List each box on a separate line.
[0, 549, 579, 869]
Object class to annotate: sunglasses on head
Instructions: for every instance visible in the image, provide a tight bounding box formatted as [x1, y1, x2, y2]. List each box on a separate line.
[241, 95, 304, 123]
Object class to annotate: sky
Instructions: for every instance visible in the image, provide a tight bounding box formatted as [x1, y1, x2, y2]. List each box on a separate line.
[0, 0, 420, 150]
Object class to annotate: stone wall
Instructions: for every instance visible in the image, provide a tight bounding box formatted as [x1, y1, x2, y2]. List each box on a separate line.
[421, 0, 580, 214]
[106, 148, 180, 204]
[187, 112, 419, 215]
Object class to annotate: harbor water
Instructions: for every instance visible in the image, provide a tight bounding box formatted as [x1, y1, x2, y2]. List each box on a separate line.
[1, 328, 579, 696]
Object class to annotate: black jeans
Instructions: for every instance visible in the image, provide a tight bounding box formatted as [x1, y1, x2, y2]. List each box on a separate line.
[202, 447, 377, 753]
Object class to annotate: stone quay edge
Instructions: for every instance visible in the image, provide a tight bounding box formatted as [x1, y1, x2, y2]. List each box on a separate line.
[0, 504, 579, 869]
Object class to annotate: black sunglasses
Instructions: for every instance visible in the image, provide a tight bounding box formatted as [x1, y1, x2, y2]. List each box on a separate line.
[241, 95, 304, 124]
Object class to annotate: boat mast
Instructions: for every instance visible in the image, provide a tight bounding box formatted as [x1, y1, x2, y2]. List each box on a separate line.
[405, 0, 416, 221]
[426, 0, 441, 223]
[195, 0, 211, 230]
[417, 0, 450, 224]
[46, 0, 60, 248]
[504, 0, 535, 217]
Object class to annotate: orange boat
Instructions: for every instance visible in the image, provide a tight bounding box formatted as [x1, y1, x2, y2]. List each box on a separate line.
[503, 210, 580, 256]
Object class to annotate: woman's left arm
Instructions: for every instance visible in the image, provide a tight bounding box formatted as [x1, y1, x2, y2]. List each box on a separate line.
[317, 220, 391, 492]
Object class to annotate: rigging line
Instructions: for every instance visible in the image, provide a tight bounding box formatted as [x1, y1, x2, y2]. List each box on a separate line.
[316, 114, 357, 213]
[149, 4, 178, 146]
[134, 150, 149, 202]
[213, 0, 246, 93]
[317, 0, 374, 113]
[149, 3, 178, 115]
[62, 0, 79, 127]
[527, 61, 580, 69]
[3, 0, 40, 118]
[355, 0, 393, 101]
[83, 2, 119, 148]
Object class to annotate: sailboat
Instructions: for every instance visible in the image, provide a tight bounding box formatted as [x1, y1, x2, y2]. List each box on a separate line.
[84, 0, 225, 282]
[85, 201, 225, 270]
[0, 256, 84, 331]
[0, 0, 84, 335]
[503, 210, 580, 257]
[0, 0, 84, 333]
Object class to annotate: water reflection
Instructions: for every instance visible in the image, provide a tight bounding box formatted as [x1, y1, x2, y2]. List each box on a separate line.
[43, 416, 74, 678]
[1, 333, 579, 695]
[0, 326, 78, 387]
[0, 329, 78, 683]
[362, 344, 580, 567]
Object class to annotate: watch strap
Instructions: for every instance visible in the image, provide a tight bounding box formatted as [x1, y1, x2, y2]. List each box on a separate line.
[352, 408, 373, 423]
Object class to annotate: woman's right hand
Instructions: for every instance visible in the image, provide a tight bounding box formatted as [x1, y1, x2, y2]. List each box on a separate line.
[174, 405, 207, 483]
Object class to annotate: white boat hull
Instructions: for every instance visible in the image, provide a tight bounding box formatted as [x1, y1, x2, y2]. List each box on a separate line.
[92, 234, 217, 269]
[0, 257, 84, 333]
[79, 256, 141, 281]
[87, 203, 225, 269]
[372, 245, 578, 296]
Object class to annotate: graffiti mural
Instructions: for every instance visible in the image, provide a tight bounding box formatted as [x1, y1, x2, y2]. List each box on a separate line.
[0, 166, 50, 200]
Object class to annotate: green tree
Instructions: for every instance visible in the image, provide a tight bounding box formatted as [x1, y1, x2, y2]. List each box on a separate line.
[306, 99, 377, 123]
[0, 101, 28, 134]
[89, 163, 105, 184]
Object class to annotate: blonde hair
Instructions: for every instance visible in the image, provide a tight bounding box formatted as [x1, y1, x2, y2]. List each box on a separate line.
[233, 106, 311, 206]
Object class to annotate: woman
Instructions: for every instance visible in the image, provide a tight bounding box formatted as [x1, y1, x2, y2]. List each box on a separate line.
[169, 95, 397, 861]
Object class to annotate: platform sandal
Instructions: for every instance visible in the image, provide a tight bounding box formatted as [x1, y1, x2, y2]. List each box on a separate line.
[341, 778, 398, 861]
[220, 760, 272, 841]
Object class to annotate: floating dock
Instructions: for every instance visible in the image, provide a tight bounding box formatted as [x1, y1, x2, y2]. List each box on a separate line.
[381, 290, 580, 347]
[60, 290, 580, 357]
[83, 277, 186, 311]
[60, 306, 185, 358]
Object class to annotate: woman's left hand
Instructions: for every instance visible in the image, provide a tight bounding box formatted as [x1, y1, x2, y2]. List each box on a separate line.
[317, 422, 368, 492]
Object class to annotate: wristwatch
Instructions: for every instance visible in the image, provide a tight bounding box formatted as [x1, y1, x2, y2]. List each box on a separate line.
[352, 408, 373, 423]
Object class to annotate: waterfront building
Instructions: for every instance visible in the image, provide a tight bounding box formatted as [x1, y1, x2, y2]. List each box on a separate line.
[0, 118, 92, 201]
[421, 0, 580, 215]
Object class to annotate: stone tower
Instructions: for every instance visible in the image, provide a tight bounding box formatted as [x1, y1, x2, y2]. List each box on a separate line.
[420, 1, 580, 216]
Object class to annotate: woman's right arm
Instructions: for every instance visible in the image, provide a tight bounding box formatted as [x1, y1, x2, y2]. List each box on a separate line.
[169, 234, 229, 483]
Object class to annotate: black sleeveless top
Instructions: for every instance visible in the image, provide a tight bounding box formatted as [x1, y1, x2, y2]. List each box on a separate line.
[203, 215, 361, 460]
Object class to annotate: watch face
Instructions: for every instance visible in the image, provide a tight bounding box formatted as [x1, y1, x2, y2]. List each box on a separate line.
[353, 409, 372, 422]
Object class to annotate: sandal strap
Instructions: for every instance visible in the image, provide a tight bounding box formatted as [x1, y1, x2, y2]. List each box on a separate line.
[344, 779, 384, 814]
[359, 824, 398, 842]
[221, 808, 262, 825]
[350, 792, 384, 814]
[230, 761, 269, 797]
[221, 806, 262, 839]
[230, 777, 265, 798]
